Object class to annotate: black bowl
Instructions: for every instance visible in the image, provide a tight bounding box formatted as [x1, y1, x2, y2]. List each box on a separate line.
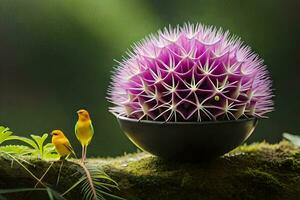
[116, 116, 258, 161]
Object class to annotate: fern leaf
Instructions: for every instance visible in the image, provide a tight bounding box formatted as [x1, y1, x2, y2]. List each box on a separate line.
[0, 126, 13, 144]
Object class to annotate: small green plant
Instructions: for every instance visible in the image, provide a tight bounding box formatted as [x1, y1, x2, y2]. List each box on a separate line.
[0, 126, 58, 159]
[0, 125, 125, 200]
[9, 133, 58, 159]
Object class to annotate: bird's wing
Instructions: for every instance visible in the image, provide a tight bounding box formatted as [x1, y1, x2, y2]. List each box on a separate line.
[90, 122, 94, 135]
[63, 141, 77, 158]
[75, 122, 78, 135]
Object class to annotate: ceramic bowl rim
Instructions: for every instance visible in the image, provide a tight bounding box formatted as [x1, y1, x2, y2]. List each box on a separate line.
[116, 114, 258, 125]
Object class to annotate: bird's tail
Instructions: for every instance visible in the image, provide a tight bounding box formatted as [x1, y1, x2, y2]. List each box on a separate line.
[71, 150, 78, 159]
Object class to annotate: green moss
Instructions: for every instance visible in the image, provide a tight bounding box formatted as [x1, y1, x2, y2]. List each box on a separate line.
[102, 141, 300, 200]
[230, 140, 298, 155]
[242, 168, 282, 187]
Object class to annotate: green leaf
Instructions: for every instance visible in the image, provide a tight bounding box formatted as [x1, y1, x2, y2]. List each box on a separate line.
[47, 187, 54, 200]
[43, 143, 59, 160]
[99, 190, 126, 200]
[0, 126, 13, 144]
[0, 187, 66, 200]
[30, 133, 48, 158]
[0, 145, 33, 155]
[31, 133, 48, 151]
[283, 133, 300, 147]
[0, 188, 46, 194]
[7, 136, 39, 149]
[46, 187, 67, 200]
[79, 163, 123, 200]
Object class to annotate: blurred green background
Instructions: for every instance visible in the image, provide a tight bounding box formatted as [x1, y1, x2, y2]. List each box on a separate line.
[0, 0, 299, 157]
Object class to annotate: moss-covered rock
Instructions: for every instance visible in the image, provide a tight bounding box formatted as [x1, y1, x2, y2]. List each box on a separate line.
[1, 140, 300, 200]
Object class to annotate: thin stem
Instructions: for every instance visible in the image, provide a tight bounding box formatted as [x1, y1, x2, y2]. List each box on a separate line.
[56, 160, 64, 186]
[61, 177, 84, 196]
[34, 162, 54, 188]
[4, 152, 46, 187]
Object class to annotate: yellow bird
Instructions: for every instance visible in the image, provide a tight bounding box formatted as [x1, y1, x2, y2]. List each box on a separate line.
[75, 109, 94, 162]
[51, 130, 76, 160]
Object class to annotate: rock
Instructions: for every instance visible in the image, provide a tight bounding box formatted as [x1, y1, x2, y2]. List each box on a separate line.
[1, 141, 300, 200]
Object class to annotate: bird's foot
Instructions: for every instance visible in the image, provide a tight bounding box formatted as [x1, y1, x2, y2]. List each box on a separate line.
[80, 160, 88, 164]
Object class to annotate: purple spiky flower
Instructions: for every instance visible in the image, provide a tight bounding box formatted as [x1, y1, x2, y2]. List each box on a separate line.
[107, 23, 273, 122]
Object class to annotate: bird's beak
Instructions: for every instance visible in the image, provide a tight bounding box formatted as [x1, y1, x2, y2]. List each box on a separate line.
[77, 110, 80, 114]
[50, 132, 53, 136]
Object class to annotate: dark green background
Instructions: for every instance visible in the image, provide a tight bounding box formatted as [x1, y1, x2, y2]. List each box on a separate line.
[0, 0, 299, 157]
